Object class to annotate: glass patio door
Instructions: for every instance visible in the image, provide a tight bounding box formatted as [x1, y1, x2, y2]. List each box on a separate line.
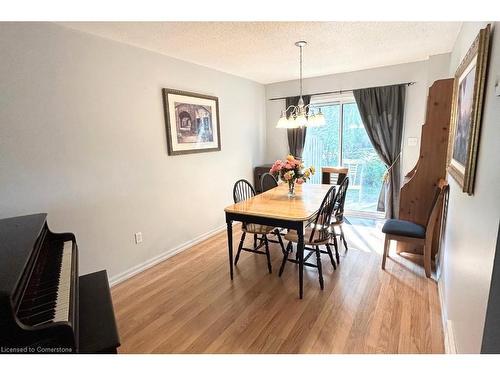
[302, 97, 386, 216]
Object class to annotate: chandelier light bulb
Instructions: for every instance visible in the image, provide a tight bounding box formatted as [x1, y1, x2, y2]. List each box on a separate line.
[295, 113, 307, 127]
[307, 113, 317, 127]
[276, 111, 289, 128]
[315, 108, 326, 126]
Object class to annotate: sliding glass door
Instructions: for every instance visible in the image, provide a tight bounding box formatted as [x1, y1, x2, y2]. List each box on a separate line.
[302, 97, 386, 215]
[302, 103, 340, 172]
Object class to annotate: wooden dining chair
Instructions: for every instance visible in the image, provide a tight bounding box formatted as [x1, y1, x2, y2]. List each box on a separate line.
[278, 185, 337, 290]
[321, 166, 349, 185]
[381, 179, 449, 277]
[329, 177, 350, 262]
[260, 172, 278, 193]
[343, 160, 363, 201]
[232, 179, 285, 273]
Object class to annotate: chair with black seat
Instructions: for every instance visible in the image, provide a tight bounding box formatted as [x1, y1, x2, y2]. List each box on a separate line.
[278, 185, 337, 290]
[381, 179, 449, 278]
[329, 177, 350, 263]
[260, 172, 278, 193]
[233, 179, 285, 273]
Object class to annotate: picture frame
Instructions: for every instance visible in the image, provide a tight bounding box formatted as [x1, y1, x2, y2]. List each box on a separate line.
[162, 88, 221, 156]
[447, 24, 491, 195]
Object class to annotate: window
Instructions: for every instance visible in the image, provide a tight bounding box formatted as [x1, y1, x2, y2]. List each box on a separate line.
[302, 94, 386, 214]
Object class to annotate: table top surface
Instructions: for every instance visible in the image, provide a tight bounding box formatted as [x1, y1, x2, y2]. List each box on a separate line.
[224, 183, 335, 222]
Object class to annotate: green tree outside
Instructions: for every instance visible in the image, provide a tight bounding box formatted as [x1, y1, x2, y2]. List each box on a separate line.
[302, 102, 386, 212]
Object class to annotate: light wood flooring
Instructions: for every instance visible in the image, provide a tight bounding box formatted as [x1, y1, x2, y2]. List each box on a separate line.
[111, 218, 444, 353]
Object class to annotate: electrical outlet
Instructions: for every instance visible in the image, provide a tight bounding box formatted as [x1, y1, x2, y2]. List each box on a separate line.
[134, 232, 143, 244]
[407, 137, 418, 147]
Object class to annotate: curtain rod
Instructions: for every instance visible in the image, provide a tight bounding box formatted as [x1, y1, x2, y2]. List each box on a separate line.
[268, 81, 416, 101]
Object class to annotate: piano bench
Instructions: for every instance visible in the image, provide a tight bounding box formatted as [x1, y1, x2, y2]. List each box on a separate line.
[78, 270, 120, 353]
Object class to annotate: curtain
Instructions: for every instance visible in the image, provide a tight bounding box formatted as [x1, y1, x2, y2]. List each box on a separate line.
[286, 95, 311, 159]
[353, 84, 406, 219]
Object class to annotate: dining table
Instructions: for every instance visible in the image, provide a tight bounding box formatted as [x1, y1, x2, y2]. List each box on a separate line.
[224, 183, 334, 299]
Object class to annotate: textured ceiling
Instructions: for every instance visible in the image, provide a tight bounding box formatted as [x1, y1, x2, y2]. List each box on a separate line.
[59, 22, 462, 84]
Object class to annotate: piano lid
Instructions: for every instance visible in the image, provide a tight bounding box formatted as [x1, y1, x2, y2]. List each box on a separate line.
[0, 213, 47, 298]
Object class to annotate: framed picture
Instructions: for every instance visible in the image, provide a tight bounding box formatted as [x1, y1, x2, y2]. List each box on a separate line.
[162, 88, 221, 155]
[448, 24, 491, 195]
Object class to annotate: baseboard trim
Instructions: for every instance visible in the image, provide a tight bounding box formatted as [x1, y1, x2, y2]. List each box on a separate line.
[109, 224, 227, 287]
[438, 278, 457, 354]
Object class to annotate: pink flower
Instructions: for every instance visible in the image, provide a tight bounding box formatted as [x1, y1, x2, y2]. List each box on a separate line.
[270, 160, 284, 173]
[296, 178, 304, 184]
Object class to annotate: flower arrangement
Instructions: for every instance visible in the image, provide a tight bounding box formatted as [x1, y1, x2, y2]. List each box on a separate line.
[270, 155, 315, 197]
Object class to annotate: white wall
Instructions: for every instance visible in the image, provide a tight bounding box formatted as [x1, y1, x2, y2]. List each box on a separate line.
[440, 22, 500, 353]
[265, 56, 451, 178]
[0, 22, 266, 280]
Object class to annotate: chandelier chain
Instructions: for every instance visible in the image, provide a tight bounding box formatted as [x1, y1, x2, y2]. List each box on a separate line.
[299, 44, 303, 98]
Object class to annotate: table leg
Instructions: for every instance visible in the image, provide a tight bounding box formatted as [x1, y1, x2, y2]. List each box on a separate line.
[226, 219, 233, 280]
[297, 223, 304, 299]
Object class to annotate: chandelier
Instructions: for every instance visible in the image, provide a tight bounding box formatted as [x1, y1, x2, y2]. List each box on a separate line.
[276, 41, 325, 129]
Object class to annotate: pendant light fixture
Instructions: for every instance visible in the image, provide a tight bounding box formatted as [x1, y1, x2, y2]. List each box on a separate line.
[276, 41, 325, 129]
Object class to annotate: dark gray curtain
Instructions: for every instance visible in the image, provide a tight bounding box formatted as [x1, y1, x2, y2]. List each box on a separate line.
[286, 95, 311, 159]
[353, 84, 405, 219]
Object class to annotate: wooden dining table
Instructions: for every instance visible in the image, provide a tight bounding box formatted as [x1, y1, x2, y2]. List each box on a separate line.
[224, 183, 334, 299]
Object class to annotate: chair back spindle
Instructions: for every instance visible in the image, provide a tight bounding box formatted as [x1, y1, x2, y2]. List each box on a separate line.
[308, 186, 337, 244]
[233, 179, 256, 204]
[333, 177, 349, 222]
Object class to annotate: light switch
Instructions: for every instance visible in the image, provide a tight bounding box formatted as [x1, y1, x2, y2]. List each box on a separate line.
[407, 137, 418, 147]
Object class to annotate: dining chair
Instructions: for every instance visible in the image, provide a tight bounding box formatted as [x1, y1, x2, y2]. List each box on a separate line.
[343, 159, 363, 202]
[232, 179, 285, 273]
[381, 179, 449, 278]
[329, 177, 350, 263]
[321, 166, 349, 185]
[260, 172, 278, 193]
[278, 185, 337, 290]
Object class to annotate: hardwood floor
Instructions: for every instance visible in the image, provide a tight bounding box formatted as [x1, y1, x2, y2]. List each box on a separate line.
[111, 217, 444, 353]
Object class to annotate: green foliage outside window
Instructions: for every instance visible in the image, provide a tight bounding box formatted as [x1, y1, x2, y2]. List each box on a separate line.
[302, 101, 386, 212]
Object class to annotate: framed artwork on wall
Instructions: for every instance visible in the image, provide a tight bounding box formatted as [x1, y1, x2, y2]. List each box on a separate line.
[162, 88, 221, 155]
[448, 24, 491, 195]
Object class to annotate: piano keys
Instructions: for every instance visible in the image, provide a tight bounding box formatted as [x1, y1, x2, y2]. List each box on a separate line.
[17, 239, 75, 326]
[0, 213, 120, 353]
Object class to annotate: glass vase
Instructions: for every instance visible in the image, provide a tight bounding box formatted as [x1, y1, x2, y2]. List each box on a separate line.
[287, 181, 295, 198]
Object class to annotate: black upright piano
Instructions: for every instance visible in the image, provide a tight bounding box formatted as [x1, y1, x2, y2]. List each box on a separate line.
[0, 214, 120, 353]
